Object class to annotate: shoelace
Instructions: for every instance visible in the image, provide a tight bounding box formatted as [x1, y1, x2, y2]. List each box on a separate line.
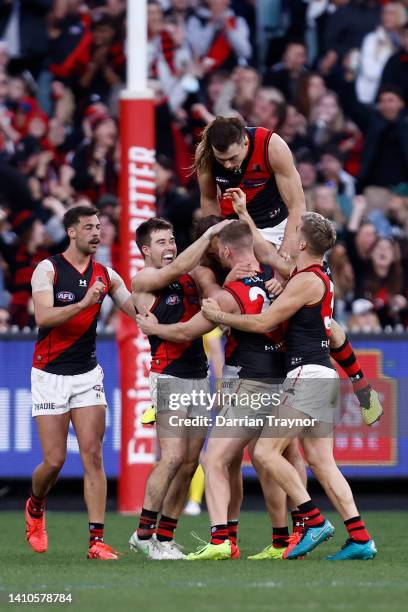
[287, 532, 302, 548]
[341, 538, 353, 550]
[91, 542, 121, 556]
[28, 517, 45, 538]
[164, 540, 184, 551]
[190, 531, 210, 554]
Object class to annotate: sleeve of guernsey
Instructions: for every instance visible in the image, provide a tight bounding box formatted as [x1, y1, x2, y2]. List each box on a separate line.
[31, 259, 54, 293]
[107, 267, 132, 307]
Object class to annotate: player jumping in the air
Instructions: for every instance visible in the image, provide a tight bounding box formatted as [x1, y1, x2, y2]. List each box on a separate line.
[128, 217, 229, 560]
[202, 212, 377, 560]
[195, 117, 383, 425]
[27, 206, 136, 559]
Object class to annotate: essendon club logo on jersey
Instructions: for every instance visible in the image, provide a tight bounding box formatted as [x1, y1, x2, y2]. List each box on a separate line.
[57, 291, 75, 302]
[166, 294, 181, 306]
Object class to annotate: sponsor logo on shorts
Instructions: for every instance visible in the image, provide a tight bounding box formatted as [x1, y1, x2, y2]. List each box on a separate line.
[34, 403, 56, 411]
[93, 384, 104, 399]
[166, 294, 181, 306]
[57, 291, 75, 302]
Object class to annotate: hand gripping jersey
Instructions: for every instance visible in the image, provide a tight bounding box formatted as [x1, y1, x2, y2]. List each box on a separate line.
[284, 264, 334, 371]
[147, 274, 208, 378]
[212, 127, 288, 229]
[32, 254, 110, 375]
[223, 266, 285, 379]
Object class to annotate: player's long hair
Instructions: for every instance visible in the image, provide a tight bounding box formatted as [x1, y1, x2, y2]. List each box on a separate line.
[193, 116, 246, 175]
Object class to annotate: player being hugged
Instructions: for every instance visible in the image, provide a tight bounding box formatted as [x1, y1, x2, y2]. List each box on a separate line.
[202, 211, 377, 561]
[27, 206, 136, 560]
[128, 216, 230, 560]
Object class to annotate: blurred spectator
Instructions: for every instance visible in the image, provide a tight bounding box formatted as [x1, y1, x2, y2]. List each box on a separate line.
[328, 242, 355, 325]
[77, 14, 124, 100]
[186, 0, 252, 74]
[345, 195, 378, 279]
[212, 66, 260, 119]
[340, 83, 408, 191]
[295, 71, 327, 121]
[155, 154, 198, 252]
[308, 184, 345, 232]
[0, 0, 52, 76]
[356, 2, 406, 104]
[263, 40, 307, 102]
[308, 91, 352, 152]
[0, 211, 49, 328]
[0, 306, 10, 332]
[297, 155, 318, 193]
[94, 210, 119, 269]
[356, 237, 407, 328]
[71, 113, 118, 200]
[249, 88, 286, 132]
[380, 22, 408, 103]
[322, 0, 380, 63]
[165, 0, 196, 23]
[278, 104, 310, 156]
[348, 298, 382, 333]
[148, 0, 197, 113]
[319, 146, 356, 200]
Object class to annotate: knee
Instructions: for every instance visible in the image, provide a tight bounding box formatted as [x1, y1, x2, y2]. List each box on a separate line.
[181, 459, 200, 481]
[161, 451, 185, 472]
[44, 453, 66, 473]
[252, 446, 270, 471]
[81, 444, 103, 472]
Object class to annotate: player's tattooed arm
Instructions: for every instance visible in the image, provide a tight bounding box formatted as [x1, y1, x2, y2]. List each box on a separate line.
[32, 260, 105, 327]
[201, 273, 323, 333]
[107, 268, 135, 320]
[132, 219, 232, 293]
[268, 134, 306, 254]
[198, 170, 220, 216]
[224, 187, 292, 278]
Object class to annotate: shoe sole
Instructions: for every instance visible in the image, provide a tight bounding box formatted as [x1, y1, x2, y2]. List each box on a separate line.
[187, 553, 231, 561]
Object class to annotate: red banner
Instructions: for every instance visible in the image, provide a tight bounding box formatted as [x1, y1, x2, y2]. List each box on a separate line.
[117, 96, 156, 513]
[333, 350, 397, 466]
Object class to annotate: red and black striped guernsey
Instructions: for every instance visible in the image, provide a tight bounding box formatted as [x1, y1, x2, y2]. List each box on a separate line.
[213, 127, 288, 230]
[147, 274, 208, 379]
[32, 254, 110, 375]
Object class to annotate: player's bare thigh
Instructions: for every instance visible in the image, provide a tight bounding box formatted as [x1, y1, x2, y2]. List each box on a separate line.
[205, 435, 252, 469]
[70, 405, 106, 453]
[35, 413, 71, 466]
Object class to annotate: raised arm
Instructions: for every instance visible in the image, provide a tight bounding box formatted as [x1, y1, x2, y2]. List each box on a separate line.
[268, 134, 306, 253]
[198, 171, 220, 216]
[201, 273, 322, 333]
[132, 219, 230, 293]
[225, 187, 292, 278]
[32, 260, 105, 328]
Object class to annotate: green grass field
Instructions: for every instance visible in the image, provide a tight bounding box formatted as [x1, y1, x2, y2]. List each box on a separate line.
[0, 511, 406, 612]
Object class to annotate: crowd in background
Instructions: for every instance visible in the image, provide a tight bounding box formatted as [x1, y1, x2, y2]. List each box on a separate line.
[0, 0, 407, 334]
